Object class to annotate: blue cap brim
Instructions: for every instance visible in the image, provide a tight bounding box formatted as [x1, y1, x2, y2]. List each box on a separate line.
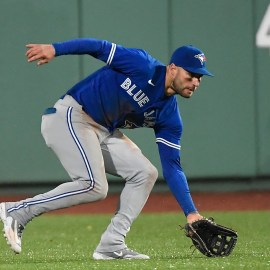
[184, 67, 214, 77]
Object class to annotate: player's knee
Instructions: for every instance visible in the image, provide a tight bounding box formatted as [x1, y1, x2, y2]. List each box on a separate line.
[93, 182, 108, 201]
[149, 165, 158, 181]
[142, 164, 158, 184]
[98, 185, 108, 200]
[138, 164, 158, 191]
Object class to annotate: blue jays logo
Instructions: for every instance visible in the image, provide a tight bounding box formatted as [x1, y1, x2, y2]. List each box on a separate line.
[194, 54, 206, 66]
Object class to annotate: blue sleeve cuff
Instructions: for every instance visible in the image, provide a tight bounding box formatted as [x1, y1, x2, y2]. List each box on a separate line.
[52, 43, 61, 57]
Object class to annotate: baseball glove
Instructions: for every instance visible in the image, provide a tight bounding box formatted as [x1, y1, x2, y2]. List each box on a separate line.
[183, 218, 238, 257]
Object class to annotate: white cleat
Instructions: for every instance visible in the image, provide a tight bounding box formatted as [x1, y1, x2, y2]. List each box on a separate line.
[0, 203, 24, 254]
[93, 247, 150, 260]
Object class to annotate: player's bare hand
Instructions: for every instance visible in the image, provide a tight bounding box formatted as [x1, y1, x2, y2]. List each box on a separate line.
[26, 44, 55, 66]
[186, 212, 204, 224]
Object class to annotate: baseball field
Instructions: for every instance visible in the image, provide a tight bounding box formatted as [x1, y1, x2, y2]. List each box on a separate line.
[0, 192, 269, 270]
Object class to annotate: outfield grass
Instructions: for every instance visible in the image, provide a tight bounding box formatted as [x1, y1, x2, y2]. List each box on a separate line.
[0, 211, 269, 270]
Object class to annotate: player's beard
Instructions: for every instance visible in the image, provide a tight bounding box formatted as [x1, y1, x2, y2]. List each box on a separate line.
[170, 81, 193, 99]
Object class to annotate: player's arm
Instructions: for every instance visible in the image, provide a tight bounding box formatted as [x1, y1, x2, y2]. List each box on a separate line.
[155, 99, 204, 223]
[156, 140, 203, 223]
[25, 39, 105, 66]
[26, 38, 152, 75]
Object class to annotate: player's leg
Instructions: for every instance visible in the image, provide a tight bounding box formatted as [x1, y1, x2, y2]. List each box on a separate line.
[0, 96, 108, 253]
[93, 129, 158, 259]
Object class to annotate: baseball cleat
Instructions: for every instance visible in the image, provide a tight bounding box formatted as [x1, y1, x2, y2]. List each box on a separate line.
[0, 203, 24, 254]
[93, 247, 150, 260]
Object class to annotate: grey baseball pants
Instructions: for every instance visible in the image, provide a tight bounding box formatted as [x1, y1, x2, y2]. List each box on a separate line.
[6, 95, 158, 252]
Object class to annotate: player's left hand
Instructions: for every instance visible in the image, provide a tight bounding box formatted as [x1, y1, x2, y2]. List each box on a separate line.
[26, 44, 55, 66]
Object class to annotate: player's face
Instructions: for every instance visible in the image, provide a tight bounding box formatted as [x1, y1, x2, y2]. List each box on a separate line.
[171, 67, 202, 98]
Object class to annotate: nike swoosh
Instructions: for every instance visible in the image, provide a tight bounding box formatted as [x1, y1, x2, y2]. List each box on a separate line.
[148, 79, 155, 86]
[113, 251, 123, 257]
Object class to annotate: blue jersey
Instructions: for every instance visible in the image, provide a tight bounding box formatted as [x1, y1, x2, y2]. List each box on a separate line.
[53, 38, 197, 216]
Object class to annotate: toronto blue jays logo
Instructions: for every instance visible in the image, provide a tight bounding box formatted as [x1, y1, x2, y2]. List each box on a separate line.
[194, 54, 206, 65]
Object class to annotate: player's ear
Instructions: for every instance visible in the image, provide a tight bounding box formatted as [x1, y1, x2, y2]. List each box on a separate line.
[169, 63, 177, 78]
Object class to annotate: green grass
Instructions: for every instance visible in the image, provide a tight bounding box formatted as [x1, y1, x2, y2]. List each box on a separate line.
[0, 211, 269, 270]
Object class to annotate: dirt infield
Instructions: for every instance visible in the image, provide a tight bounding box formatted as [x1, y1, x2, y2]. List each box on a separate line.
[0, 191, 269, 214]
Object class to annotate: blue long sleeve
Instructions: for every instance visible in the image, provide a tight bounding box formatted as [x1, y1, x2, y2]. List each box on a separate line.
[157, 142, 197, 216]
[52, 38, 107, 57]
[52, 38, 154, 77]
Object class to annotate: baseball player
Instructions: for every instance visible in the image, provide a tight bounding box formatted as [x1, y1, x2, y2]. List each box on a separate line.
[0, 38, 213, 260]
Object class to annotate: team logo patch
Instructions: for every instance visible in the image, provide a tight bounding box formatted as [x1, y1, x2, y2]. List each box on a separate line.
[194, 54, 206, 65]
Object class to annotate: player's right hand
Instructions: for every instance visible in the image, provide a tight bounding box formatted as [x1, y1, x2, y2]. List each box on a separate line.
[25, 44, 55, 66]
[186, 212, 204, 224]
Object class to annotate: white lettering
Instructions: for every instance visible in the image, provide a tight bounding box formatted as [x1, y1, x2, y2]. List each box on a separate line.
[120, 78, 150, 107]
[126, 84, 137, 96]
[144, 110, 155, 119]
[120, 78, 132, 90]
[133, 90, 145, 101]
[138, 96, 150, 107]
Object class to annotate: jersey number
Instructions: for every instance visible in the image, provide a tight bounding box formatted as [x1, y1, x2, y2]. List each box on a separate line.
[256, 4, 270, 48]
